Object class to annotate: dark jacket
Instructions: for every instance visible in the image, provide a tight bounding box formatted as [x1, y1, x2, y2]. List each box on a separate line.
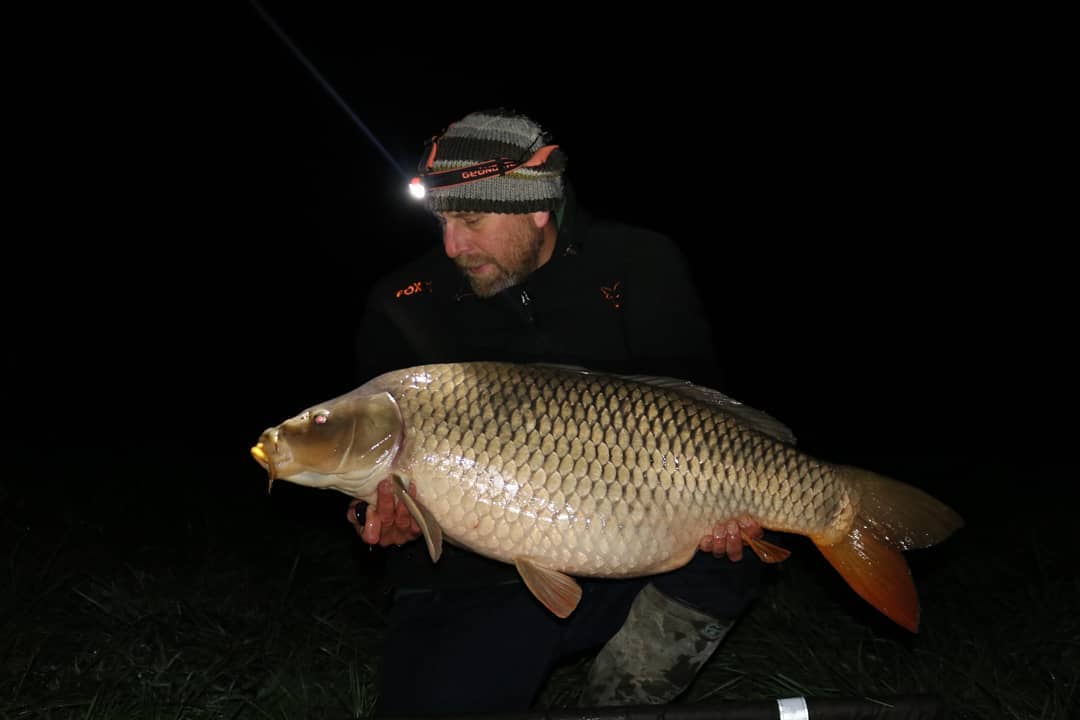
[356, 190, 722, 589]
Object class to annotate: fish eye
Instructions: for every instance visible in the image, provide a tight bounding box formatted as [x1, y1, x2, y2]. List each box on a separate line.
[314, 411, 329, 425]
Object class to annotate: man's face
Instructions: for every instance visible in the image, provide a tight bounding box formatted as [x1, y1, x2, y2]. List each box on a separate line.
[437, 211, 546, 298]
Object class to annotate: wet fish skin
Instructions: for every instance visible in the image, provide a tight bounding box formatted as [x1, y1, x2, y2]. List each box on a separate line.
[251, 361, 963, 631]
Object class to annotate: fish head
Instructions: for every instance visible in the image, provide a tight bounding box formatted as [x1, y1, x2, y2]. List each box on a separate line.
[250, 390, 403, 500]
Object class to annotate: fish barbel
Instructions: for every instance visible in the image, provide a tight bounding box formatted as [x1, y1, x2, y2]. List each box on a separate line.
[250, 362, 963, 632]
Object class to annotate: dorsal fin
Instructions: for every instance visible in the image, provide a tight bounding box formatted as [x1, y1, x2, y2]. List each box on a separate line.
[530, 363, 797, 445]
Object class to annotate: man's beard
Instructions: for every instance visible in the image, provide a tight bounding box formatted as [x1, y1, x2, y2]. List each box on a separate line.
[454, 223, 544, 298]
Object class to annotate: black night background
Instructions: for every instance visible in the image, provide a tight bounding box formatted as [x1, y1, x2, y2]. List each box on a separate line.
[4, 4, 1074, 718]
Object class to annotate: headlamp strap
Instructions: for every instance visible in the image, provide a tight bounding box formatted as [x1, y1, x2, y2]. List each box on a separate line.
[413, 144, 560, 192]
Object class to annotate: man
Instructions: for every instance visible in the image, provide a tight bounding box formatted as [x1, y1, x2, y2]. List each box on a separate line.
[348, 109, 764, 715]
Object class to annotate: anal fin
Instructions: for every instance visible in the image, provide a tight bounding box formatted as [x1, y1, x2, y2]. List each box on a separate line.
[742, 531, 792, 563]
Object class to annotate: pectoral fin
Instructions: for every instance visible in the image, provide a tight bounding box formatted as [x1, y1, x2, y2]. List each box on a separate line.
[513, 557, 582, 618]
[390, 478, 443, 563]
[742, 531, 792, 563]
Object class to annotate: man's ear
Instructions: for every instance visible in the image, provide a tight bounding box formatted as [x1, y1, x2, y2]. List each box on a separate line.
[530, 210, 552, 229]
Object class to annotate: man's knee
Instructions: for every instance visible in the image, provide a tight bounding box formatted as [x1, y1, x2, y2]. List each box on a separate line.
[650, 548, 763, 618]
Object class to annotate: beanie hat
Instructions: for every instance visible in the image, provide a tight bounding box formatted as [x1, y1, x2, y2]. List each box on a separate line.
[418, 109, 567, 214]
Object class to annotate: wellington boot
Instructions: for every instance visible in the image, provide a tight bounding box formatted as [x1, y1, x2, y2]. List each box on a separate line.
[578, 582, 734, 707]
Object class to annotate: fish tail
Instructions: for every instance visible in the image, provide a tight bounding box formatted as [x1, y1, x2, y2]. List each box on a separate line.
[812, 466, 964, 633]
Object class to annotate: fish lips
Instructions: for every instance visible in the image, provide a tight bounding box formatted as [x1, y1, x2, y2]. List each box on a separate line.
[250, 442, 277, 491]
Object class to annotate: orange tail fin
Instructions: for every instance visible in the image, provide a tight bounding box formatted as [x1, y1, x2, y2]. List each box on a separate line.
[815, 523, 920, 632]
[814, 466, 964, 633]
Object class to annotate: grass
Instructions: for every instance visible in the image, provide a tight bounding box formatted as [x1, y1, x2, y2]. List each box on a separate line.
[2, 450, 1075, 719]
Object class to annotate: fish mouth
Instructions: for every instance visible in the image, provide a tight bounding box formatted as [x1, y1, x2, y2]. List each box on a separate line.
[250, 443, 277, 492]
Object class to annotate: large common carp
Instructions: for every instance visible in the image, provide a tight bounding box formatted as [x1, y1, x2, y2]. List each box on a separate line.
[251, 362, 962, 632]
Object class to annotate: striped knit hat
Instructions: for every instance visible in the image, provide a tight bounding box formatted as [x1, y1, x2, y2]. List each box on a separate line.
[416, 109, 567, 214]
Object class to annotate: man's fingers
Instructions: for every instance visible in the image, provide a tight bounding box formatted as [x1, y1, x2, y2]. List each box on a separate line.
[379, 526, 409, 547]
[361, 503, 382, 544]
[725, 528, 743, 561]
[394, 498, 413, 529]
[701, 520, 743, 560]
[376, 480, 396, 524]
[737, 515, 764, 539]
[355, 478, 423, 547]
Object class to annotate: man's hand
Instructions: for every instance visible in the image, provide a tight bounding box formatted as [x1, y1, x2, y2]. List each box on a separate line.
[346, 478, 422, 546]
[699, 515, 763, 561]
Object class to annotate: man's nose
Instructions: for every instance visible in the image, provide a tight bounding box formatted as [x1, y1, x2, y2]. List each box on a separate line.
[442, 222, 470, 258]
